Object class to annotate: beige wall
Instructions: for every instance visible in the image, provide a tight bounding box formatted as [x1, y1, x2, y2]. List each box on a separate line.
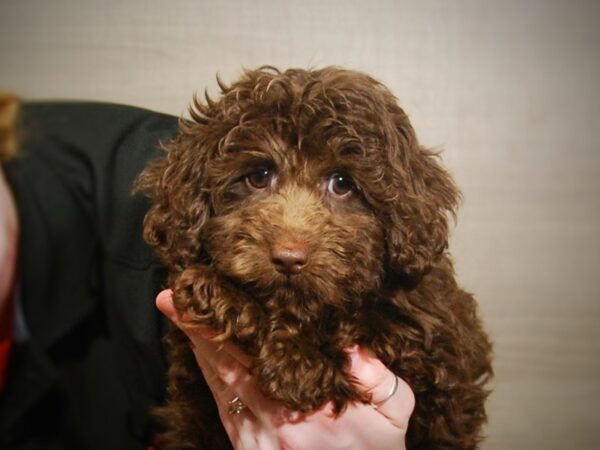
[1, 0, 599, 448]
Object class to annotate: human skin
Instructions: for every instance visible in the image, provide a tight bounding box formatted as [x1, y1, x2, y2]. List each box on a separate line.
[0, 167, 19, 312]
[156, 289, 415, 450]
[0, 96, 20, 312]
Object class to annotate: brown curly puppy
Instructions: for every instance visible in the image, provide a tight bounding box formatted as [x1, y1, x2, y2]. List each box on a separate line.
[137, 67, 493, 450]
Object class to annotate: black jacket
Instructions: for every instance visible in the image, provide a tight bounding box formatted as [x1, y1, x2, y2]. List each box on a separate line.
[1, 102, 178, 449]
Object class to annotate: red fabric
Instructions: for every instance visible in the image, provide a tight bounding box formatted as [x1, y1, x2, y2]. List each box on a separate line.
[0, 281, 16, 393]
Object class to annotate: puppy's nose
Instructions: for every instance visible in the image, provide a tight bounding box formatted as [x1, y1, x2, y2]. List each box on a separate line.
[271, 245, 308, 276]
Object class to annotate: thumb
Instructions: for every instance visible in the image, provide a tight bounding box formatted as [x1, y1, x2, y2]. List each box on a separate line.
[156, 289, 177, 320]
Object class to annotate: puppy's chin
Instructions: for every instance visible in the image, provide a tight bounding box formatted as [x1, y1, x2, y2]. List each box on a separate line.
[228, 265, 372, 321]
[236, 269, 337, 302]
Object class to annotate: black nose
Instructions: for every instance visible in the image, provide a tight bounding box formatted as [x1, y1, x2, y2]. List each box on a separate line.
[271, 245, 308, 275]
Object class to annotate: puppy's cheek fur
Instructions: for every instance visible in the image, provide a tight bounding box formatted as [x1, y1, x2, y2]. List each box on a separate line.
[202, 213, 276, 286]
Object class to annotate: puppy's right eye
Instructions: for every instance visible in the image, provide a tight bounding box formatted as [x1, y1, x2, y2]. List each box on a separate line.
[327, 173, 354, 197]
[245, 168, 272, 190]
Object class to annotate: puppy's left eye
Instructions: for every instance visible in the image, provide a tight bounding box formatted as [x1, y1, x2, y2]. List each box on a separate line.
[245, 168, 272, 190]
[327, 173, 354, 197]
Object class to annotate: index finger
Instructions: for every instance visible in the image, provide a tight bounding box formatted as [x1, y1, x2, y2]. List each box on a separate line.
[155, 289, 254, 369]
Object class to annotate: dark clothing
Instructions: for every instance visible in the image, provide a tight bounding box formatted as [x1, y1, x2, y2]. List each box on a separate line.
[0, 102, 178, 449]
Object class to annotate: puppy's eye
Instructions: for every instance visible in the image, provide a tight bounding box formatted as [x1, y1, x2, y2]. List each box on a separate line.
[327, 173, 354, 197]
[245, 168, 272, 190]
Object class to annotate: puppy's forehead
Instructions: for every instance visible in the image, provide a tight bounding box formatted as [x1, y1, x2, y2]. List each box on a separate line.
[217, 112, 378, 175]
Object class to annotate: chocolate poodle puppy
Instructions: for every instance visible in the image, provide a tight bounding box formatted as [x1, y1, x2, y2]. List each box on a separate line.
[137, 67, 493, 449]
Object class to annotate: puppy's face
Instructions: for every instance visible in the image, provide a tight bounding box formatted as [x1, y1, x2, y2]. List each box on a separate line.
[141, 68, 460, 316]
[200, 122, 387, 312]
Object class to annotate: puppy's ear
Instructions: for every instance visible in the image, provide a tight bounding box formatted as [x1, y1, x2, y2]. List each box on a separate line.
[385, 108, 460, 278]
[136, 119, 212, 271]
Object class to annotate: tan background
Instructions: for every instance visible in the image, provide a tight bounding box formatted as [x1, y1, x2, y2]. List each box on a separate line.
[1, 0, 599, 448]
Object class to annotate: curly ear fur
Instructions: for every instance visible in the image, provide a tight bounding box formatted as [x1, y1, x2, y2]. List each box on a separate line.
[135, 102, 216, 271]
[285, 71, 460, 278]
[384, 103, 461, 278]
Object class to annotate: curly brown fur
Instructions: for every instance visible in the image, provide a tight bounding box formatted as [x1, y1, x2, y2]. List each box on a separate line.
[137, 67, 493, 450]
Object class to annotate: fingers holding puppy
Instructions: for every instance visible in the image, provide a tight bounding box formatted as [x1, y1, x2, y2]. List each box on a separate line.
[156, 289, 415, 429]
[346, 346, 415, 430]
[156, 289, 279, 421]
[156, 288, 415, 449]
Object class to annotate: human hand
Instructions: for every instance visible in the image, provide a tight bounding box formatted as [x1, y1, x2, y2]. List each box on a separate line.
[156, 289, 415, 450]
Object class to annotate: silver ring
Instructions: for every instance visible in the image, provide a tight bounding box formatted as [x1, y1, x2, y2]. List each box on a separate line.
[375, 375, 399, 406]
[227, 396, 246, 415]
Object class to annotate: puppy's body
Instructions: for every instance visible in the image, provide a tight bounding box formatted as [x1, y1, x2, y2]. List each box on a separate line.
[139, 67, 492, 449]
